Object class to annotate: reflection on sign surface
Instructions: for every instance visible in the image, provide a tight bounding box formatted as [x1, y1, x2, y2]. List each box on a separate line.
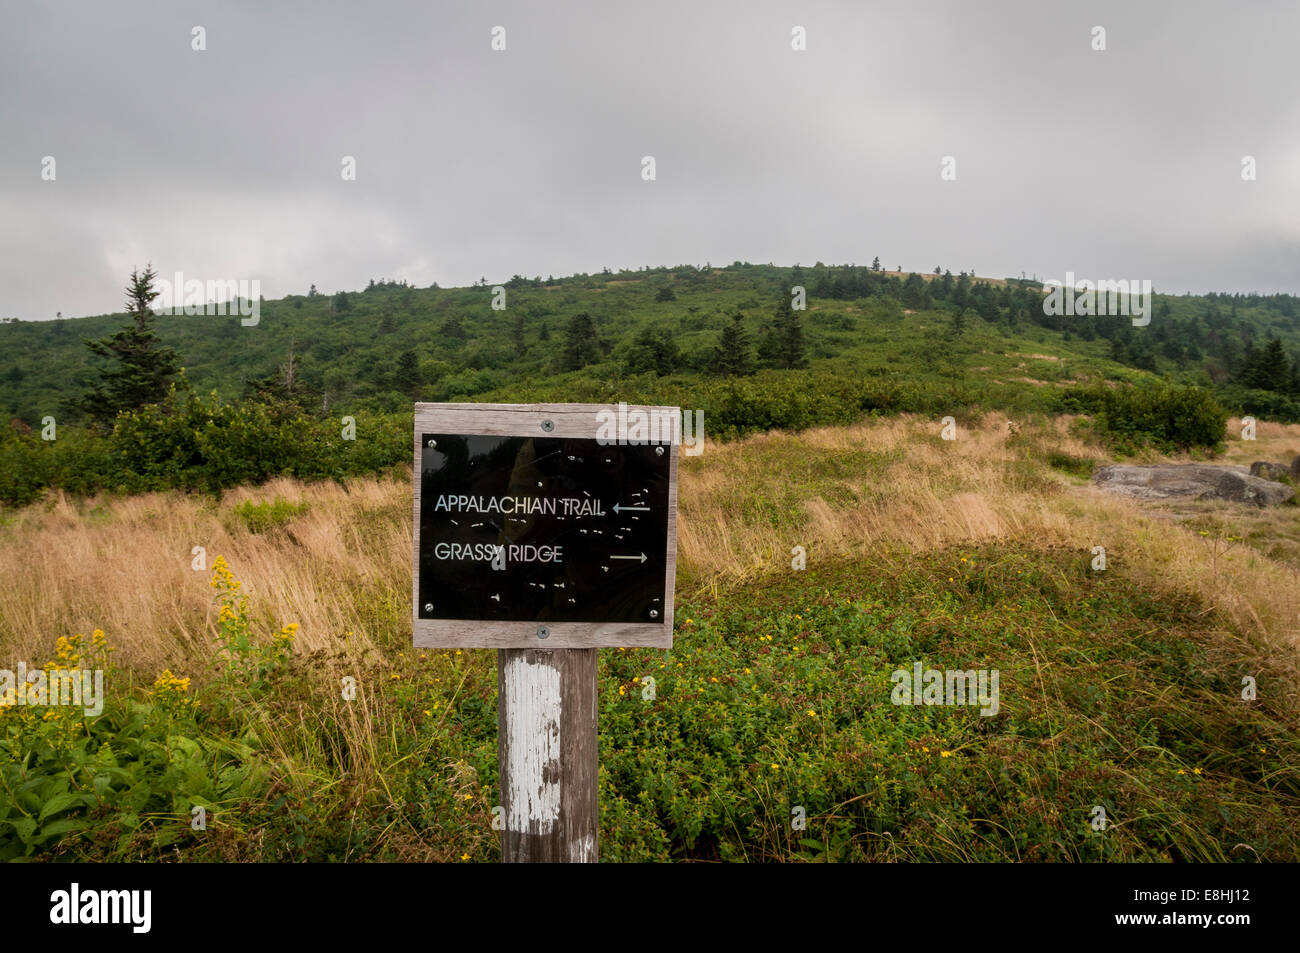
[417, 434, 670, 624]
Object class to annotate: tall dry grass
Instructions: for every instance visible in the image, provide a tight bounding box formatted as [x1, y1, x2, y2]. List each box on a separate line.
[0, 475, 410, 674]
[676, 413, 1300, 664]
[1, 414, 1298, 680]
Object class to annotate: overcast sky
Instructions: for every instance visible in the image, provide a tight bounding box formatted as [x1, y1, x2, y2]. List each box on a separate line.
[2, 0, 1297, 321]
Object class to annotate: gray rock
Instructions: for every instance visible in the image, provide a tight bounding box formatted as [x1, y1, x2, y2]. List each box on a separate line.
[1093, 464, 1294, 506]
[1249, 461, 1291, 482]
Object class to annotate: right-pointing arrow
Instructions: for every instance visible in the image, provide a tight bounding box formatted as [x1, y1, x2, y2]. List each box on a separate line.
[611, 553, 648, 563]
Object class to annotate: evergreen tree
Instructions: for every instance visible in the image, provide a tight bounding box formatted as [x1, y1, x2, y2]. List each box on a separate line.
[1249, 338, 1293, 392]
[953, 272, 971, 310]
[245, 341, 313, 409]
[712, 312, 754, 376]
[333, 291, 351, 312]
[78, 265, 182, 426]
[901, 272, 929, 310]
[624, 325, 679, 376]
[756, 323, 780, 366]
[561, 312, 600, 370]
[951, 309, 966, 338]
[937, 269, 955, 301]
[974, 285, 999, 322]
[394, 349, 422, 397]
[769, 296, 806, 368]
[1128, 336, 1158, 372]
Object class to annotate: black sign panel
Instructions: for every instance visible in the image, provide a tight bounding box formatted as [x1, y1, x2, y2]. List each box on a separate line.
[417, 434, 671, 624]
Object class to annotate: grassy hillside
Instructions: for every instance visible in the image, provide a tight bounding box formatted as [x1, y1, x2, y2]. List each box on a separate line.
[3, 415, 1297, 861]
[3, 263, 1299, 429]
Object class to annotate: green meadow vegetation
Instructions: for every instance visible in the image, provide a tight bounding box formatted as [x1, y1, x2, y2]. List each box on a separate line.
[2, 262, 1299, 862]
[3, 479, 1297, 862]
[5, 261, 1297, 506]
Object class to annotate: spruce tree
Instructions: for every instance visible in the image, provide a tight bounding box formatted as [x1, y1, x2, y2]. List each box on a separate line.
[713, 312, 753, 376]
[1254, 339, 1292, 392]
[395, 349, 422, 397]
[771, 296, 806, 368]
[624, 325, 679, 376]
[78, 265, 182, 426]
[951, 309, 966, 338]
[561, 312, 600, 370]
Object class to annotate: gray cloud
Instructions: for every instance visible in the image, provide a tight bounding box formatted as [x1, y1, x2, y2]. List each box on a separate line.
[2, 0, 1297, 320]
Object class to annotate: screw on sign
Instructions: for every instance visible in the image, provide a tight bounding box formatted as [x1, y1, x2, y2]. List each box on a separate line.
[411, 402, 680, 862]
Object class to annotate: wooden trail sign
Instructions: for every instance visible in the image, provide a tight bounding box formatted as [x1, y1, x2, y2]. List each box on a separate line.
[412, 402, 681, 861]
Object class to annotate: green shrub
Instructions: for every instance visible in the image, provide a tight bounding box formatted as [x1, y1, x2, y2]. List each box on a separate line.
[1218, 386, 1300, 425]
[0, 392, 411, 506]
[1060, 383, 1226, 454]
[1046, 451, 1097, 478]
[230, 498, 309, 534]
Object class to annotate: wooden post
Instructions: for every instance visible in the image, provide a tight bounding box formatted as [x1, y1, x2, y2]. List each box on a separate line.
[498, 648, 598, 863]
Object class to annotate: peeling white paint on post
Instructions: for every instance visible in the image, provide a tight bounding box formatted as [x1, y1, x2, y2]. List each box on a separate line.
[498, 648, 598, 862]
[568, 831, 597, 864]
[502, 655, 562, 835]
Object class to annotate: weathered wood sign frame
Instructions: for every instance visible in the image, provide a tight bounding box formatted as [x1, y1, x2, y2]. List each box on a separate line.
[412, 402, 680, 649]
